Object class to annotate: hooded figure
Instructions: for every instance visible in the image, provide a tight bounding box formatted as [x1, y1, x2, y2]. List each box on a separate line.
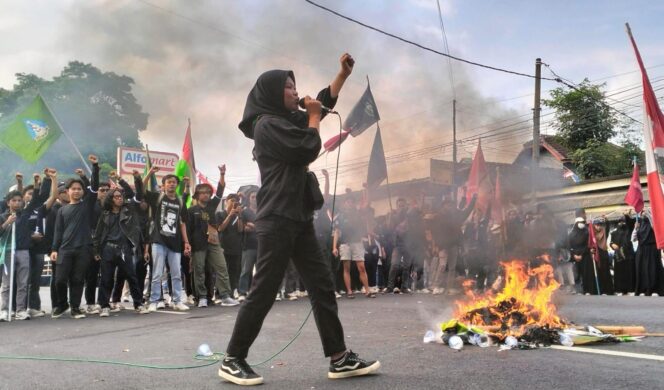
[220, 55, 380, 387]
[568, 216, 595, 294]
[633, 210, 664, 295]
[239, 69, 335, 222]
[611, 215, 636, 294]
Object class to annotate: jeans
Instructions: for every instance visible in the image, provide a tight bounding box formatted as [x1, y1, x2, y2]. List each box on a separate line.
[387, 245, 413, 290]
[0, 250, 30, 312]
[149, 243, 183, 304]
[28, 250, 45, 310]
[98, 244, 142, 309]
[55, 246, 91, 310]
[238, 249, 257, 296]
[226, 216, 346, 359]
[192, 243, 232, 299]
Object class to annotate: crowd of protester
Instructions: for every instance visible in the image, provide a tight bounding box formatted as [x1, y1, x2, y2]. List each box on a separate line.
[1, 157, 663, 322]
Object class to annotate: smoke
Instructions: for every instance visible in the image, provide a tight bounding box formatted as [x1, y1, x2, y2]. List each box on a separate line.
[55, 0, 523, 191]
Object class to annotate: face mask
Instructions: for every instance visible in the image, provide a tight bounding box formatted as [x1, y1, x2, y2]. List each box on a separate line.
[577, 223, 586, 229]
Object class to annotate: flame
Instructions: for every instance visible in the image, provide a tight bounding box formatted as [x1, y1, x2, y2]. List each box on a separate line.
[454, 260, 565, 335]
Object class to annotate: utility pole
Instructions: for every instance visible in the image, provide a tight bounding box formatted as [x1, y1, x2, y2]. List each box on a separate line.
[452, 99, 457, 203]
[531, 58, 542, 202]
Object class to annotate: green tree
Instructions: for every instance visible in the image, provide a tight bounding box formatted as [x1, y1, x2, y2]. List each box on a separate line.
[0, 61, 148, 190]
[544, 80, 642, 179]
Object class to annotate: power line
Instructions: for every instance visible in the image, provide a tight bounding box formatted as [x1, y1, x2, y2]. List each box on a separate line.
[304, 0, 559, 81]
[435, 0, 456, 99]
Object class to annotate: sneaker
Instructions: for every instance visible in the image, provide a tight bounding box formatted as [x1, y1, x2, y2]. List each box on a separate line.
[28, 308, 45, 318]
[156, 301, 165, 309]
[70, 308, 86, 319]
[148, 303, 158, 312]
[0, 310, 8, 322]
[164, 293, 172, 306]
[237, 295, 246, 303]
[366, 292, 376, 298]
[275, 293, 283, 302]
[328, 350, 380, 379]
[392, 288, 401, 294]
[187, 295, 196, 305]
[218, 357, 264, 386]
[173, 302, 190, 311]
[346, 293, 355, 299]
[402, 288, 412, 294]
[135, 305, 149, 314]
[198, 298, 208, 308]
[220, 297, 240, 307]
[653, 293, 660, 297]
[288, 293, 298, 301]
[15, 310, 31, 321]
[110, 304, 122, 313]
[335, 292, 342, 299]
[86, 304, 101, 315]
[100, 308, 110, 317]
[51, 306, 69, 319]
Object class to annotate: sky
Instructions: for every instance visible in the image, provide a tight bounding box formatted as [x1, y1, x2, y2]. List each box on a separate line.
[1, 0, 664, 192]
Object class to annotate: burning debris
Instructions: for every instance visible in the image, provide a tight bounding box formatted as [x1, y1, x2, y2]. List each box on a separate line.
[428, 260, 645, 351]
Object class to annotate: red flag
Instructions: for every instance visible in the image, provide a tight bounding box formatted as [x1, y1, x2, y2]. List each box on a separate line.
[465, 141, 492, 214]
[627, 24, 664, 249]
[624, 162, 644, 213]
[587, 222, 600, 264]
[323, 130, 351, 152]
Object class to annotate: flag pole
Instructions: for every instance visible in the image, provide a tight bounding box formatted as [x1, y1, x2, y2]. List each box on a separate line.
[39, 94, 91, 175]
[7, 218, 16, 322]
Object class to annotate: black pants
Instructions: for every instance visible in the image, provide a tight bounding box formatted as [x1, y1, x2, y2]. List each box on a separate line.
[225, 253, 242, 293]
[98, 244, 142, 309]
[84, 255, 100, 305]
[226, 216, 346, 359]
[387, 245, 412, 290]
[55, 247, 91, 310]
[28, 250, 45, 310]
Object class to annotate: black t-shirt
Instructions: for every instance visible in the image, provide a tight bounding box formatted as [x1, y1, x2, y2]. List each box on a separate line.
[187, 204, 215, 252]
[52, 195, 98, 251]
[241, 207, 258, 250]
[336, 209, 366, 244]
[217, 210, 243, 255]
[313, 205, 333, 242]
[106, 212, 124, 244]
[146, 191, 187, 252]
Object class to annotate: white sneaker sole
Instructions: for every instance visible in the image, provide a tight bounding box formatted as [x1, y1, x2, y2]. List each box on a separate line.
[218, 368, 264, 386]
[328, 361, 381, 379]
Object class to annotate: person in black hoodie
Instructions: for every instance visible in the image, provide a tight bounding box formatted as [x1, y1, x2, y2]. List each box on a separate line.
[633, 209, 664, 296]
[611, 213, 636, 295]
[219, 54, 379, 386]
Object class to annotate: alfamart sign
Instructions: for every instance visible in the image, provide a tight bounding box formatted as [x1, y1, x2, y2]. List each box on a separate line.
[116, 147, 179, 183]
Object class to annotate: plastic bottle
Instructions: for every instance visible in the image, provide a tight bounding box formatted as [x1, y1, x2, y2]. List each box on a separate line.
[558, 332, 574, 347]
[504, 336, 519, 349]
[448, 335, 464, 350]
[423, 330, 436, 344]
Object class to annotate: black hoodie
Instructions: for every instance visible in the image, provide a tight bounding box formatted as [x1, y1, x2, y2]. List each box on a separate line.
[239, 69, 337, 222]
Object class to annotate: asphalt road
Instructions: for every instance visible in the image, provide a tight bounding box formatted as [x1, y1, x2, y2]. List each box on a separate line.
[0, 290, 663, 390]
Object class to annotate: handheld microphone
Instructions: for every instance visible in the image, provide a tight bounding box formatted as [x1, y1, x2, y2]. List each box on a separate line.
[298, 98, 337, 114]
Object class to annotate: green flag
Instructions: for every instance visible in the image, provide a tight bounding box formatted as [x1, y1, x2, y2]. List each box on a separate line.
[0, 95, 62, 163]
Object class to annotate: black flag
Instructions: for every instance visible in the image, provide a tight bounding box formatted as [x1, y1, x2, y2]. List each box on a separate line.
[367, 124, 387, 188]
[344, 84, 380, 137]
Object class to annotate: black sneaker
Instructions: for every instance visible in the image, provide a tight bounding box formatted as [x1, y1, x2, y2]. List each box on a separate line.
[51, 306, 69, 319]
[70, 307, 86, 319]
[218, 357, 263, 386]
[328, 350, 380, 379]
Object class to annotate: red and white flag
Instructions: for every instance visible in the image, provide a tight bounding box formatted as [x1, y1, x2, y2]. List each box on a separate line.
[627, 23, 664, 249]
[624, 162, 644, 213]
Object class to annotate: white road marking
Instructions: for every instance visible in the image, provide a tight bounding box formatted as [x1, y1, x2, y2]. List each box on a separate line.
[153, 310, 188, 315]
[551, 345, 664, 362]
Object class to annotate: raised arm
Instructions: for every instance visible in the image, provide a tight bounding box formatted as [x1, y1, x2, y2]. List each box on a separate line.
[44, 169, 58, 210]
[329, 53, 354, 99]
[143, 166, 159, 193]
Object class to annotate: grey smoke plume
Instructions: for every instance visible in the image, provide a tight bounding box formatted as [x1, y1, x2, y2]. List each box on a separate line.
[58, 0, 524, 190]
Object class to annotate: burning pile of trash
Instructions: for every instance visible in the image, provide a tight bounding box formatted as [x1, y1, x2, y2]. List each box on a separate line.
[424, 260, 644, 351]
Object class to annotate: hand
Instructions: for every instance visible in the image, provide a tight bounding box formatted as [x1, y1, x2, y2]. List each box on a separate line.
[109, 171, 119, 181]
[218, 164, 226, 176]
[94, 255, 101, 262]
[33, 173, 41, 183]
[15, 172, 23, 182]
[88, 154, 98, 164]
[132, 169, 141, 177]
[184, 243, 192, 257]
[573, 254, 582, 262]
[321, 169, 329, 177]
[332, 247, 339, 257]
[31, 232, 43, 241]
[46, 169, 57, 178]
[50, 251, 58, 262]
[148, 166, 159, 176]
[302, 96, 322, 117]
[143, 250, 151, 264]
[4, 214, 17, 226]
[182, 176, 190, 187]
[339, 53, 354, 78]
[75, 168, 85, 177]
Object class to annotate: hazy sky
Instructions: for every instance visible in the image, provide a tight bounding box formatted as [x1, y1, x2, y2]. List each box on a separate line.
[1, 0, 663, 192]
